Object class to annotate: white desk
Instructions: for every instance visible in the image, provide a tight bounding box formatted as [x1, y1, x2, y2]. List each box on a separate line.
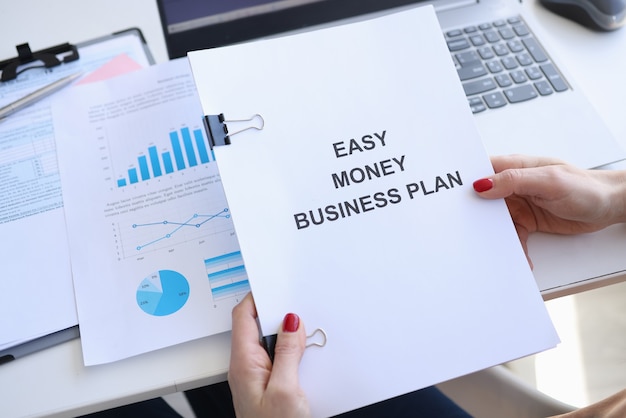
[1, 0, 626, 416]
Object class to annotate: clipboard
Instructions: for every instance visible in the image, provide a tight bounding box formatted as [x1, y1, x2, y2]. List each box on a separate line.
[0, 28, 154, 365]
[0, 28, 153, 82]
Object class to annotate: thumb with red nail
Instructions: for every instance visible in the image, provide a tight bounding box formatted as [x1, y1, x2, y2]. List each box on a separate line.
[228, 293, 311, 418]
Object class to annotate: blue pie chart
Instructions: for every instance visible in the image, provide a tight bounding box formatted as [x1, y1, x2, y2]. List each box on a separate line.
[136, 270, 190, 316]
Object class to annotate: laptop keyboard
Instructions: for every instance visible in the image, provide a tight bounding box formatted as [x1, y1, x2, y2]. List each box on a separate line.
[445, 16, 569, 113]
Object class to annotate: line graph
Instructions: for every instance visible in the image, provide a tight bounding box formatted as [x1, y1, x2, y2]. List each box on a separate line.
[125, 208, 232, 255]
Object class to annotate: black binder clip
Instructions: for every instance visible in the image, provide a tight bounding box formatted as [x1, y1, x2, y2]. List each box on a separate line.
[262, 328, 327, 363]
[0, 42, 80, 82]
[204, 113, 264, 149]
[204, 114, 231, 148]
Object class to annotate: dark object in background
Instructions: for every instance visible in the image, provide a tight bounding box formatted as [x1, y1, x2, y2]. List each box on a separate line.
[540, 0, 626, 31]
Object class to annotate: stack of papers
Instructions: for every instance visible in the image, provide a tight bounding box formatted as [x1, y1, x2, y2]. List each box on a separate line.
[0, 32, 152, 353]
[8, 6, 558, 417]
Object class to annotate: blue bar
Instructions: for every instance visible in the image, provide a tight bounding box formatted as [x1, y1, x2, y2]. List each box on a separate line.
[117, 178, 127, 187]
[128, 168, 139, 184]
[138, 155, 150, 180]
[148, 146, 162, 177]
[208, 265, 247, 284]
[212, 280, 250, 299]
[181, 127, 198, 167]
[194, 129, 210, 164]
[205, 251, 243, 268]
[162, 152, 174, 174]
[170, 131, 186, 170]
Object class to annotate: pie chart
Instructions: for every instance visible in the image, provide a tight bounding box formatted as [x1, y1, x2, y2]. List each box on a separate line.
[136, 270, 190, 316]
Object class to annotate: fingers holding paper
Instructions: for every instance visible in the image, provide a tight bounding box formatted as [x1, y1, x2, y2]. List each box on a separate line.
[229, 293, 311, 418]
[473, 154, 626, 267]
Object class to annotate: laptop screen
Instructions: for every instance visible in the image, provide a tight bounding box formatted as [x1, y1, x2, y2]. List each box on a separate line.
[157, 0, 424, 59]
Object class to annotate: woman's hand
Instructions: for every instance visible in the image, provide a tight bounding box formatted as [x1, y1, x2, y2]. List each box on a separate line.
[228, 293, 311, 418]
[473, 155, 626, 265]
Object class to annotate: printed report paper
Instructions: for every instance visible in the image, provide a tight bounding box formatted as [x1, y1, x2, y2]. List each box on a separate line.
[53, 58, 247, 365]
[189, 6, 560, 417]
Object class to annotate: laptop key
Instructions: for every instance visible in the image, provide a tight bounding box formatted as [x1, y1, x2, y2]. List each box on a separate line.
[493, 44, 509, 56]
[499, 27, 515, 39]
[483, 91, 508, 108]
[484, 31, 500, 42]
[516, 53, 533, 66]
[495, 73, 513, 87]
[513, 24, 530, 36]
[504, 85, 538, 103]
[468, 97, 486, 113]
[487, 61, 504, 73]
[540, 63, 568, 91]
[525, 66, 543, 80]
[463, 78, 497, 95]
[470, 34, 486, 46]
[456, 50, 481, 65]
[446, 29, 464, 37]
[534, 80, 554, 96]
[522, 38, 548, 62]
[478, 46, 495, 59]
[447, 38, 470, 51]
[501, 56, 518, 70]
[507, 39, 524, 53]
[458, 63, 488, 80]
[510, 70, 527, 83]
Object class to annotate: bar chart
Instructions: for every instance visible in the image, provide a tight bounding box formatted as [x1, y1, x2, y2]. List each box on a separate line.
[205, 251, 250, 302]
[116, 126, 214, 187]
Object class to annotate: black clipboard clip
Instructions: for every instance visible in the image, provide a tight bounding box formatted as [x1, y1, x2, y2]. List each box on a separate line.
[203, 113, 265, 149]
[262, 328, 328, 363]
[0, 42, 80, 82]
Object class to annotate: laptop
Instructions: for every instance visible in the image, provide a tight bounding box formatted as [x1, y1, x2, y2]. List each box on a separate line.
[157, 0, 625, 169]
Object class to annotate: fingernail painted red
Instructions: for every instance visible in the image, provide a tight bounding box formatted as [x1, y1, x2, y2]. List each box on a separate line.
[283, 313, 299, 332]
[473, 178, 493, 192]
